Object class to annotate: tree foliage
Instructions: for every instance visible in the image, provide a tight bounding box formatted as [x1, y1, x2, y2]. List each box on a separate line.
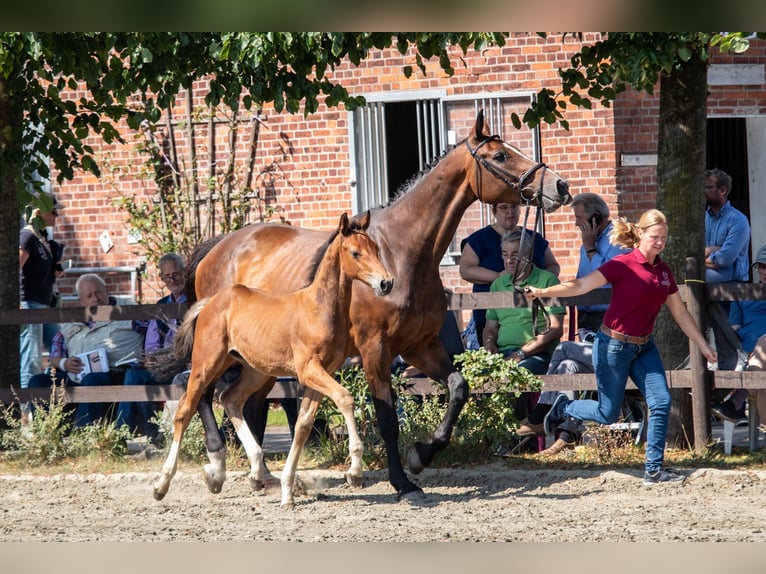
[0, 32, 508, 210]
[517, 32, 766, 130]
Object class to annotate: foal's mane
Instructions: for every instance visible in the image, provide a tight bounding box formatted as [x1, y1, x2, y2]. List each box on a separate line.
[305, 227, 340, 284]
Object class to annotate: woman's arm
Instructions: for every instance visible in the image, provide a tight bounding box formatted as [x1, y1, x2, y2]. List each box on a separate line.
[665, 291, 718, 363]
[542, 246, 561, 277]
[459, 243, 500, 285]
[19, 248, 29, 270]
[525, 270, 608, 300]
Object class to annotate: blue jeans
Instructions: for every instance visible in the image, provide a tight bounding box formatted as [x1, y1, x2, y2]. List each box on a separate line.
[20, 301, 48, 389]
[562, 331, 671, 474]
[115, 367, 167, 438]
[502, 348, 552, 375]
[73, 372, 116, 427]
[28, 370, 116, 427]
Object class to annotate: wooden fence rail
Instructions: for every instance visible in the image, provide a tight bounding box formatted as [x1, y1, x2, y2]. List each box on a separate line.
[2, 257, 765, 451]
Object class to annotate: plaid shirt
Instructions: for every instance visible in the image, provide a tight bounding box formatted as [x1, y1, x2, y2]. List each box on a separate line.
[48, 296, 148, 362]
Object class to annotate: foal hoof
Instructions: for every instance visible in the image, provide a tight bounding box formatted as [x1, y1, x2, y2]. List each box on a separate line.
[345, 472, 364, 489]
[249, 477, 266, 492]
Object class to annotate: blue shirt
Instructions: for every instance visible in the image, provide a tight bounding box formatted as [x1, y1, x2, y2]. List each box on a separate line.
[576, 221, 629, 313]
[729, 299, 766, 354]
[705, 201, 751, 283]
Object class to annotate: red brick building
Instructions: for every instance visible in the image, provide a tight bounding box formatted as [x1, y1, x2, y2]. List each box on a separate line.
[48, 33, 766, 312]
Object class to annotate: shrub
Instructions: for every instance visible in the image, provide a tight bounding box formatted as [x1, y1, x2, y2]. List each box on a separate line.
[309, 349, 544, 468]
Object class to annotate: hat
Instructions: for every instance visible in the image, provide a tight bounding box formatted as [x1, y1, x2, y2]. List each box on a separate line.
[752, 244, 766, 267]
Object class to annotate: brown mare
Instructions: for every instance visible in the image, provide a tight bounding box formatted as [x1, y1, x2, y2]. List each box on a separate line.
[152, 212, 393, 506]
[181, 110, 570, 501]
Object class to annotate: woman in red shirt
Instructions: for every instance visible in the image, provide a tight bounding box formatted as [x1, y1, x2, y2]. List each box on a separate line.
[525, 209, 717, 485]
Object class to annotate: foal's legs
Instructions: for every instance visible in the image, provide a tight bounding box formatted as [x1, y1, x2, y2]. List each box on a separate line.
[280, 387, 323, 507]
[280, 363, 365, 507]
[154, 369, 217, 500]
[218, 370, 278, 492]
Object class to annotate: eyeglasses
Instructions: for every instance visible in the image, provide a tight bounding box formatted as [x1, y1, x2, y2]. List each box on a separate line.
[160, 271, 183, 282]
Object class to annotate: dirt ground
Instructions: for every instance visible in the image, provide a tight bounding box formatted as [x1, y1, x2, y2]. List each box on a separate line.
[2, 459, 766, 542]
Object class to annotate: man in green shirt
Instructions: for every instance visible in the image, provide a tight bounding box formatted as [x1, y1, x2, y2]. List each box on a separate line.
[483, 228, 566, 375]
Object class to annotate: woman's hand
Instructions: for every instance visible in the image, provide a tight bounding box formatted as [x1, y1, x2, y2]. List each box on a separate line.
[523, 286, 542, 300]
[701, 344, 718, 365]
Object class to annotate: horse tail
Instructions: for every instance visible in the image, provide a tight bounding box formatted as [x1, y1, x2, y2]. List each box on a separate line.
[173, 298, 211, 358]
[144, 297, 212, 383]
[183, 235, 227, 304]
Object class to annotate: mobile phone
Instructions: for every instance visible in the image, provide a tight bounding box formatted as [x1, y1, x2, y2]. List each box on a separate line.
[589, 212, 603, 227]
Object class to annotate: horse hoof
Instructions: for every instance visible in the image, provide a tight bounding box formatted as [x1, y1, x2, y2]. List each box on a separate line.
[249, 477, 266, 492]
[406, 445, 425, 475]
[345, 472, 364, 489]
[153, 488, 166, 501]
[280, 501, 296, 510]
[397, 488, 427, 504]
[203, 472, 224, 494]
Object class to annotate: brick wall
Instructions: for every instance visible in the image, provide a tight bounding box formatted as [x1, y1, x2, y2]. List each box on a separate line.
[48, 34, 766, 312]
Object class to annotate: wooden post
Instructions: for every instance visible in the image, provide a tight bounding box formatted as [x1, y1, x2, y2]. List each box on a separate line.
[685, 256, 711, 452]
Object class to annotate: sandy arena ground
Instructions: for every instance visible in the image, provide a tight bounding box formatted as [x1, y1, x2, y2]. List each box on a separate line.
[2, 460, 766, 542]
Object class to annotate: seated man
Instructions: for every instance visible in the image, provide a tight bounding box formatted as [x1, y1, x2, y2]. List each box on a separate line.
[28, 273, 146, 427]
[714, 244, 766, 423]
[743, 333, 766, 431]
[115, 253, 187, 445]
[483, 229, 565, 448]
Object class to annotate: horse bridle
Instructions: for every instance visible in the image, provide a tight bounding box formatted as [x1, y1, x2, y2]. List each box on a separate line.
[464, 135, 548, 206]
[466, 135, 551, 337]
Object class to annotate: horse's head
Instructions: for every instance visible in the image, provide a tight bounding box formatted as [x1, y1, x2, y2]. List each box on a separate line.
[465, 110, 571, 213]
[339, 211, 394, 297]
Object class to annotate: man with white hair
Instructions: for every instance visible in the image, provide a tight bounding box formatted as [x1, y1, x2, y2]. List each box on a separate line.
[28, 273, 146, 427]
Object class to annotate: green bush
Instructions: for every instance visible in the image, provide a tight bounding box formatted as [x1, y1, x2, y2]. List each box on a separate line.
[309, 349, 543, 468]
[1, 384, 133, 464]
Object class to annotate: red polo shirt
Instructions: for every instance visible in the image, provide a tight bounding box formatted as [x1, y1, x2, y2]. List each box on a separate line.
[599, 249, 678, 337]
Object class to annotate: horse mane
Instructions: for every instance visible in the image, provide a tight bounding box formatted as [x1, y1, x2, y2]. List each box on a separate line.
[306, 228, 341, 283]
[388, 146, 454, 205]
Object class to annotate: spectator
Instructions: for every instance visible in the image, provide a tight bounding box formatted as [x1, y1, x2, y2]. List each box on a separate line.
[483, 229, 565, 450]
[704, 168, 750, 358]
[704, 168, 751, 413]
[28, 273, 146, 427]
[517, 193, 629, 456]
[19, 195, 65, 429]
[713, 244, 766, 423]
[525, 209, 717, 485]
[742, 333, 766, 431]
[460, 202, 559, 346]
[115, 253, 186, 445]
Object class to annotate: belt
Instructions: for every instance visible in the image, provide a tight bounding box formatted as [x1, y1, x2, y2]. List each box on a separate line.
[600, 325, 651, 345]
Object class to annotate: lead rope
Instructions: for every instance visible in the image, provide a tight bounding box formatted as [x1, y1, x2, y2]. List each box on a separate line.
[513, 196, 550, 337]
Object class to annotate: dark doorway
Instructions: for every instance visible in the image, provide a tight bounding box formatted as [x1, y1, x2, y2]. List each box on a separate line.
[384, 101, 421, 200]
[706, 117, 750, 217]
